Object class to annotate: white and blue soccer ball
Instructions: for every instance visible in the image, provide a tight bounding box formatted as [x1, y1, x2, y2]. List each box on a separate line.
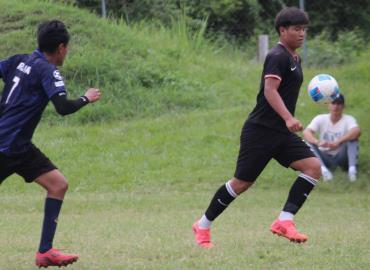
[307, 74, 340, 103]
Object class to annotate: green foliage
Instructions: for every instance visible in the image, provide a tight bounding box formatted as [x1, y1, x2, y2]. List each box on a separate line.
[73, 0, 181, 25]
[1, 0, 369, 125]
[65, 0, 370, 43]
[306, 0, 370, 41]
[185, 0, 261, 41]
[1, 0, 257, 124]
[305, 30, 366, 67]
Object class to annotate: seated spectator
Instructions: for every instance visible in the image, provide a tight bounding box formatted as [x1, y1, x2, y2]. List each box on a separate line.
[303, 94, 361, 182]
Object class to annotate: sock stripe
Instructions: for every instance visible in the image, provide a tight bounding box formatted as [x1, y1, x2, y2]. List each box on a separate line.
[299, 173, 318, 186]
[225, 180, 237, 198]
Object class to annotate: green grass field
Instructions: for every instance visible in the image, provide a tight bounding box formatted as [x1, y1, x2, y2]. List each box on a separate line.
[1, 112, 369, 270]
[0, 188, 369, 269]
[1, 0, 370, 269]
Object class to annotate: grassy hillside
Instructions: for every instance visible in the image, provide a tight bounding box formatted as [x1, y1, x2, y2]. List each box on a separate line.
[1, 0, 369, 124]
[1, 0, 369, 168]
[0, 0, 369, 172]
[0, 0, 259, 123]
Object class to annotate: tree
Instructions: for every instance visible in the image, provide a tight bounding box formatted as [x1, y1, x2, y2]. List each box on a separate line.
[71, 0, 370, 41]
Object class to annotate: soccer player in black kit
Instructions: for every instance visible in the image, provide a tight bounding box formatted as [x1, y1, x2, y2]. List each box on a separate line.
[193, 7, 322, 248]
[0, 21, 101, 267]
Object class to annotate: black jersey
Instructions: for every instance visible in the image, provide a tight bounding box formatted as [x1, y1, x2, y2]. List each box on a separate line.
[247, 43, 303, 133]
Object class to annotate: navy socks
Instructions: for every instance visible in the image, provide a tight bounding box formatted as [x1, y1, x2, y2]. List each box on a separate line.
[39, 198, 63, 253]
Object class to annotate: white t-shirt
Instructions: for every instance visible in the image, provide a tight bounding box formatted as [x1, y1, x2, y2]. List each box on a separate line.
[307, 114, 358, 155]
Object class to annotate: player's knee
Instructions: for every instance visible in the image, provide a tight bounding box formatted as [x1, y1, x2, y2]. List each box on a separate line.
[60, 179, 69, 193]
[230, 178, 253, 194]
[52, 178, 69, 195]
[302, 158, 321, 180]
[313, 162, 322, 180]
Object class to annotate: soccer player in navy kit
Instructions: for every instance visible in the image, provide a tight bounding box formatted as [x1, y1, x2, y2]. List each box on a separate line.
[193, 7, 322, 247]
[0, 20, 101, 267]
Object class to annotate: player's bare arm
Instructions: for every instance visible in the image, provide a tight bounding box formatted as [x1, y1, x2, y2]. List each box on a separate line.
[303, 128, 330, 147]
[264, 77, 303, 132]
[328, 127, 361, 149]
[303, 128, 320, 145]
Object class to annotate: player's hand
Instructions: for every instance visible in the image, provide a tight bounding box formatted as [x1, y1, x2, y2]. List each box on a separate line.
[327, 141, 340, 149]
[319, 141, 331, 148]
[84, 88, 101, 103]
[285, 117, 303, 132]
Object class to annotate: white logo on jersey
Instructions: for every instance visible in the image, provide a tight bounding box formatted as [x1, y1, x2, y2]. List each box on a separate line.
[54, 81, 65, 87]
[16, 62, 31, 74]
[53, 70, 63, 80]
[290, 66, 297, 71]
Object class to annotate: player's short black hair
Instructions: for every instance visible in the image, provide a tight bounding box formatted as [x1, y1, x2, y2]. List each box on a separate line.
[332, 93, 345, 105]
[275, 7, 309, 34]
[37, 20, 70, 53]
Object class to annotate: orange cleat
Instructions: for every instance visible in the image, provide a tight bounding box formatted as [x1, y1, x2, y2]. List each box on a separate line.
[270, 219, 308, 243]
[35, 248, 79, 268]
[192, 221, 213, 248]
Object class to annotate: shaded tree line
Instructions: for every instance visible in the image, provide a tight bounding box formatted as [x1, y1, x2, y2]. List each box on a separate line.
[66, 0, 370, 41]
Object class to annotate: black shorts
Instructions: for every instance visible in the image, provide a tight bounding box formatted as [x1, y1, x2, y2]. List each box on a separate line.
[234, 122, 315, 182]
[0, 144, 57, 184]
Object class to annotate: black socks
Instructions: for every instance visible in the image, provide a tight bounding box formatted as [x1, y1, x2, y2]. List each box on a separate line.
[283, 173, 317, 215]
[205, 182, 237, 221]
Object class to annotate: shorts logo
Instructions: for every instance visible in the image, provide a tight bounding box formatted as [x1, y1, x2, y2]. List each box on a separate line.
[53, 70, 63, 80]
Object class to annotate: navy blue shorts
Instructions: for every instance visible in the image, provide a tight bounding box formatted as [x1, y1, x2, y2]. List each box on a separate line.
[234, 122, 315, 182]
[0, 144, 57, 183]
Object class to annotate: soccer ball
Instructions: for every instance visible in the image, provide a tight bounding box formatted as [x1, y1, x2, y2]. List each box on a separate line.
[307, 74, 340, 103]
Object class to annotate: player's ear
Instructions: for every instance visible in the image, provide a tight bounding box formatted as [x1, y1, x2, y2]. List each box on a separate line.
[279, 26, 286, 36]
[57, 43, 67, 53]
[59, 44, 69, 59]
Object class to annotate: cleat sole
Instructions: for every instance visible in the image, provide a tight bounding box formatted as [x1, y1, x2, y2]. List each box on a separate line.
[270, 229, 307, 243]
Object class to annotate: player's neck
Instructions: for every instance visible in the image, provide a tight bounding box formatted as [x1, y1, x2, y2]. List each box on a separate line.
[44, 53, 57, 66]
[278, 41, 298, 58]
[43, 52, 62, 66]
[330, 113, 342, 123]
[279, 40, 296, 52]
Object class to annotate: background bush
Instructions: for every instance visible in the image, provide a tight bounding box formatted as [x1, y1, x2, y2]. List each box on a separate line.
[68, 0, 370, 42]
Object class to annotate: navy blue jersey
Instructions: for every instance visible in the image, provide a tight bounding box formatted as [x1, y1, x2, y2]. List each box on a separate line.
[247, 43, 303, 133]
[0, 50, 66, 155]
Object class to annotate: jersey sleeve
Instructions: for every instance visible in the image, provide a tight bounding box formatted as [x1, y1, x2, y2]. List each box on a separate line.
[346, 115, 358, 130]
[0, 59, 8, 79]
[307, 115, 323, 133]
[40, 65, 67, 99]
[51, 93, 89, 116]
[263, 52, 287, 81]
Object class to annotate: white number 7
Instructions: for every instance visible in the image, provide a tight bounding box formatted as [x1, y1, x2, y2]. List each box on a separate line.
[5, 76, 20, 104]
